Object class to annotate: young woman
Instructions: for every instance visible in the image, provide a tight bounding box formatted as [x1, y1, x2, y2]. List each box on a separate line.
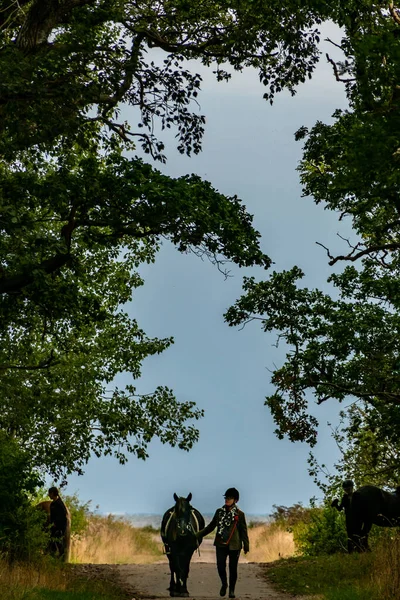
[196, 487, 249, 599]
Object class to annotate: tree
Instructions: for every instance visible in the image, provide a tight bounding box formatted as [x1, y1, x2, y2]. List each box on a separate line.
[225, 2, 400, 486]
[1, 0, 335, 479]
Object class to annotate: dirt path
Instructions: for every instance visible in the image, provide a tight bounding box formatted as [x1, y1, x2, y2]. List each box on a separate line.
[73, 540, 307, 599]
[78, 540, 299, 600]
[116, 562, 291, 600]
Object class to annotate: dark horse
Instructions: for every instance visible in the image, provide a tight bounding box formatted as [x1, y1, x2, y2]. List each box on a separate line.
[347, 485, 400, 551]
[161, 493, 205, 597]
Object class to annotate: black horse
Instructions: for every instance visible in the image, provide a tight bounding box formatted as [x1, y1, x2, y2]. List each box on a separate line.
[161, 493, 205, 597]
[347, 485, 400, 551]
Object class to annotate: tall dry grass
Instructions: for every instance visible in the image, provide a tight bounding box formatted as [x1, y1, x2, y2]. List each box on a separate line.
[71, 514, 163, 564]
[246, 523, 296, 562]
[0, 559, 67, 599]
[371, 532, 400, 600]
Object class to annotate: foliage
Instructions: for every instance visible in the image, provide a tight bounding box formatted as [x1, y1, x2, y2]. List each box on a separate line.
[0, 0, 326, 161]
[225, 2, 400, 486]
[0, 433, 48, 561]
[7, 1, 400, 484]
[0, 0, 332, 479]
[63, 494, 90, 539]
[270, 502, 313, 528]
[293, 505, 348, 556]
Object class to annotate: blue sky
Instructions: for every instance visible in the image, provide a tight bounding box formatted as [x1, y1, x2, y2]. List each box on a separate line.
[67, 26, 353, 517]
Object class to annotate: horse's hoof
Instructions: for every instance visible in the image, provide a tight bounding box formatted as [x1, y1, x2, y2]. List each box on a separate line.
[181, 593, 189, 598]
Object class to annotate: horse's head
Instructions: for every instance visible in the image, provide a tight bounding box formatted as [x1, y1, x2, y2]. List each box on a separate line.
[173, 493, 194, 538]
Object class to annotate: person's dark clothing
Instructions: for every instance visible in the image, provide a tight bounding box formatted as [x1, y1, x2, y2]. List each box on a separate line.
[216, 547, 240, 593]
[49, 497, 68, 558]
[337, 493, 352, 515]
[332, 493, 355, 552]
[199, 506, 249, 552]
[198, 504, 249, 596]
[50, 497, 68, 536]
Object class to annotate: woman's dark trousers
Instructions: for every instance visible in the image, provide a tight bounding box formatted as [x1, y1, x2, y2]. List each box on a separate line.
[216, 547, 241, 592]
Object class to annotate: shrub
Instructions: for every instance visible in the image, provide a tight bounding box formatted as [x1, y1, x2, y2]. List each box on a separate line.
[270, 503, 313, 529]
[63, 493, 91, 538]
[293, 505, 348, 556]
[0, 433, 46, 562]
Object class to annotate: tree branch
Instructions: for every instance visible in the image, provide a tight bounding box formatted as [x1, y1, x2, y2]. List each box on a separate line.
[0, 350, 57, 371]
[16, 0, 95, 52]
[316, 240, 400, 265]
[326, 53, 356, 83]
[0, 253, 71, 294]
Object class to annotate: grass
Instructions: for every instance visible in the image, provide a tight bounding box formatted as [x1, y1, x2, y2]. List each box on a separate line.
[0, 560, 126, 600]
[22, 581, 125, 600]
[265, 554, 378, 599]
[247, 523, 295, 562]
[0, 517, 163, 599]
[71, 514, 163, 564]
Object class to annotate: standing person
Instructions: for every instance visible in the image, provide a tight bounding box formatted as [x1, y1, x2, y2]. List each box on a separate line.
[196, 487, 249, 599]
[48, 486, 68, 559]
[331, 479, 355, 552]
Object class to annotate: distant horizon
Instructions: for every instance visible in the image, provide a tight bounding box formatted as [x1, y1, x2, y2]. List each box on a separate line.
[101, 512, 272, 528]
[103, 512, 271, 516]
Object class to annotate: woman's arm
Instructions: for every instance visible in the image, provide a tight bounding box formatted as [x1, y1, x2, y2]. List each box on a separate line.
[197, 510, 219, 537]
[239, 512, 249, 553]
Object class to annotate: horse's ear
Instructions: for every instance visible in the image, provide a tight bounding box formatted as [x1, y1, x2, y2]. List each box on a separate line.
[173, 493, 179, 502]
[187, 493, 192, 502]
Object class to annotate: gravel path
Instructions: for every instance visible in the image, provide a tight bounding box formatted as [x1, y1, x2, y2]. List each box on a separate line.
[112, 541, 298, 600]
[72, 540, 304, 600]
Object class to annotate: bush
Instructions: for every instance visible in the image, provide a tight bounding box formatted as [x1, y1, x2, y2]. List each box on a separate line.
[63, 493, 91, 538]
[270, 503, 314, 529]
[0, 433, 47, 562]
[293, 505, 348, 556]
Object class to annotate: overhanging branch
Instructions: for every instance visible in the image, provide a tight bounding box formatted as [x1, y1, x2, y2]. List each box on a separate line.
[0, 253, 71, 294]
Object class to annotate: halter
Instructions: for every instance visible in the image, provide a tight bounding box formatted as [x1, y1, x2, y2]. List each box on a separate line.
[164, 507, 200, 538]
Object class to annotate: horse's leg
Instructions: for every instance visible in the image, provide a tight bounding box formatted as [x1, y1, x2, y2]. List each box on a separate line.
[348, 523, 364, 553]
[175, 553, 190, 597]
[360, 520, 372, 552]
[181, 568, 190, 597]
[168, 556, 176, 596]
[181, 552, 193, 597]
[348, 511, 364, 552]
[345, 520, 358, 553]
[169, 572, 175, 596]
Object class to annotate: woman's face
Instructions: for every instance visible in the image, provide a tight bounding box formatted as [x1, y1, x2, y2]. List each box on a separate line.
[224, 497, 235, 507]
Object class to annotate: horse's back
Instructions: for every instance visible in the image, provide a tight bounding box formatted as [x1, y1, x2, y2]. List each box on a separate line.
[353, 485, 400, 523]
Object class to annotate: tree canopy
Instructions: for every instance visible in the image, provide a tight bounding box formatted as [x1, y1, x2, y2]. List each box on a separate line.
[1, 0, 339, 479]
[225, 2, 400, 487]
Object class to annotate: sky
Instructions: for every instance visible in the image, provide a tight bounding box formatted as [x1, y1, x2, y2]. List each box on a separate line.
[67, 25, 353, 518]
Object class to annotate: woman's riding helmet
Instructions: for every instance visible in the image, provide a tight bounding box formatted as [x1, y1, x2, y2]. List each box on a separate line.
[224, 487, 239, 501]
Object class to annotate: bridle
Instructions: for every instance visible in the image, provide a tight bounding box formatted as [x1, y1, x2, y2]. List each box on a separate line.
[175, 499, 195, 538]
